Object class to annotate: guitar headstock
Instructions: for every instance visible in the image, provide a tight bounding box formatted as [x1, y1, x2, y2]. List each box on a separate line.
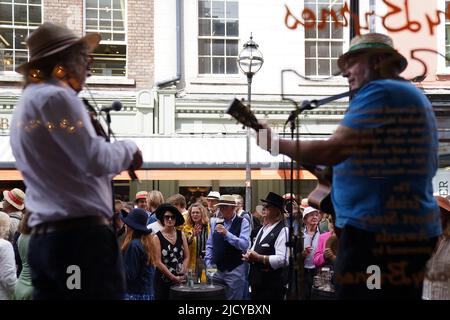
[226, 98, 262, 132]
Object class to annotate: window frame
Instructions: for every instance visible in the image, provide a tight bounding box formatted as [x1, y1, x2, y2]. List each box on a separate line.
[0, 0, 43, 75]
[197, 0, 240, 76]
[303, 0, 349, 79]
[83, 0, 128, 78]
[437, 0, 450, 74]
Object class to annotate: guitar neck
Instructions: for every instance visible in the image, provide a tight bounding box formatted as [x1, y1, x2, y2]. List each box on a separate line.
[227, 98, 263, 132]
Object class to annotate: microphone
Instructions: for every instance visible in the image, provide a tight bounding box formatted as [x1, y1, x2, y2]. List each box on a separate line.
[100, 100, 123, 112]
[285, 90, 355, 125]
[285, 100, 316, 126]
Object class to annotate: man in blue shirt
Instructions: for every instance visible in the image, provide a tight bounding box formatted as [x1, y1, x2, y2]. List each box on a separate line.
[205, 195, 250, 299]
[256, 33, 441, 299]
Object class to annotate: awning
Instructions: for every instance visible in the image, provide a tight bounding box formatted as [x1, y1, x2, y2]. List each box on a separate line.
[0, 135, 317, 181]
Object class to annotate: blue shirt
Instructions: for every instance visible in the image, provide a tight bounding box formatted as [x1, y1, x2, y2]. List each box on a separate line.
[333, 79, 442, 238]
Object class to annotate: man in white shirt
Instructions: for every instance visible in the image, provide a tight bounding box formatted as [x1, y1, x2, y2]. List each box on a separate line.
[10, 22, 142, 299]
[243, 192, 289, 300]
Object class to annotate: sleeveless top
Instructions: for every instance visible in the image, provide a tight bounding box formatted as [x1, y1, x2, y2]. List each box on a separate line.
[156, 229, 184, 283]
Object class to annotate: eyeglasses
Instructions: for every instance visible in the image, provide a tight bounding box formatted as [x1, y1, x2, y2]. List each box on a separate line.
[164, 215, 175, 220]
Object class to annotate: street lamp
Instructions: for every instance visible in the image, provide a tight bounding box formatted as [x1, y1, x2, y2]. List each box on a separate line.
[237, 34, 264, 213]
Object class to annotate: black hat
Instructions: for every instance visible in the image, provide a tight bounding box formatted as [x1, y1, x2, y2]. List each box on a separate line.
[121, 208, 151, 234]
[155, 203, 185, 227]
[260, 192, 285, 211]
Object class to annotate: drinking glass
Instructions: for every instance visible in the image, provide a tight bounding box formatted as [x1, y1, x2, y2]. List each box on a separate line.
[176, 263, 186, 287]
[206, 264, 217, 288]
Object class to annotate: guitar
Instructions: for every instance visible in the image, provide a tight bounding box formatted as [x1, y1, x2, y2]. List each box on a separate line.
[227, 98, 335, 218]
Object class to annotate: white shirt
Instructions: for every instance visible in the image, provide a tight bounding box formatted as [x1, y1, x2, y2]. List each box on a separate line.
[251, 221, 289, 270]
[0, 239, 17, 300]
[10, 82, 138, 227]
[148, 220, 163, 235]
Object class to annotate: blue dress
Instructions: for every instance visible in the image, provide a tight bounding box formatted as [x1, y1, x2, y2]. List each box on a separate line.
[122, 238, 155, 300]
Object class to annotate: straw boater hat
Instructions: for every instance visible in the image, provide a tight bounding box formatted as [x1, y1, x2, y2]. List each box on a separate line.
[214, 195, 237, 207]
[337, 33, 407, 73]
[3, 188, 25, 210]
[135, 191, 148, 202]
[16, 22, 101, 74]
[435, 195, 450, 213]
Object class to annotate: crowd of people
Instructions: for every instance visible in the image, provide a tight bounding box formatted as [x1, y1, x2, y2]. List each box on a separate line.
[1, 22, 449, 301]
[2, 187, 449, 300]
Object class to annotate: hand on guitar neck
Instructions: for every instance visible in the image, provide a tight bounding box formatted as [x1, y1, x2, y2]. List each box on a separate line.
[226, 98, 335, 220]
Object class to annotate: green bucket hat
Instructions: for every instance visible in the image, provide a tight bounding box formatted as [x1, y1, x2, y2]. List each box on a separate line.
[337, 33, 407, 73]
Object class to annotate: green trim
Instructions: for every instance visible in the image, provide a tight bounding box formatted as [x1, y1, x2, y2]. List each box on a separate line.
[348, 42, 393, 52]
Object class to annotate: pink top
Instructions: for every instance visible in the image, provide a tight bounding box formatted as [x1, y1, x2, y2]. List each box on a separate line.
[313, 231, 333, 268]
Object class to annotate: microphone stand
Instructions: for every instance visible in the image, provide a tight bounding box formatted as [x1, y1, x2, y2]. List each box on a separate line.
[101, 108, 116, 233]
[103, 110, 112, 143]
[285, 113, 301, 300]
[283, 91, 354, 300]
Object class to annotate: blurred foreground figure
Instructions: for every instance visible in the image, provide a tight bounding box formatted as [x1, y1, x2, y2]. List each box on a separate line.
[10, 22, 142, 299]
[256, 33, 441, 299]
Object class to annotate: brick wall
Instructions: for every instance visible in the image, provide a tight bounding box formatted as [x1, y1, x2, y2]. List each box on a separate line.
[127, 0, 154, 89]
[43, 0, 84, 36]
[44, 0, 154, 91]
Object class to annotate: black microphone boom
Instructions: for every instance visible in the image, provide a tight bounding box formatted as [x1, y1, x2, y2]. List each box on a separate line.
[285, 90, 355, 126]
[100, 100, 123, 112]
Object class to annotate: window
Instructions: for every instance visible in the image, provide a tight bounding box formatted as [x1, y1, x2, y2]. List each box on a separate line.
[85, 0, 126, 77]
[304, 0, 344, 77]
[198, 0, 239, 75]
[437, 0, 450, 73]
[0, 0, 42, 72]
[445, 1, 450, 68]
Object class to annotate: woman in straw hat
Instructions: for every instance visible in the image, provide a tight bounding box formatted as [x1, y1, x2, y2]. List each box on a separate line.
[422, 195, 450, 300]
[256, 32, 441, 299]
[10, 22, 143, 299]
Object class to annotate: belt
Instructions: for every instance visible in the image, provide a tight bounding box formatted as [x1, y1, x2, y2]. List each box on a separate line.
[31, 215, 109, 235]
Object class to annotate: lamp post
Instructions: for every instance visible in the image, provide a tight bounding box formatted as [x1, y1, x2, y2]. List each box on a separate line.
[237, 34, 264, 213]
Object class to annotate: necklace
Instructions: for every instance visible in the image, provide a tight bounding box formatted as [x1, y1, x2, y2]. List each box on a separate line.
[163, 230, 176, 242]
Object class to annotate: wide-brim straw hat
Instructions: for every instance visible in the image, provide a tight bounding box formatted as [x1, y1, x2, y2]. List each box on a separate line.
[435, 195, 450, 214]
[337, 33, 407, 73]
[214, 195, 237, 207]
[16, 22, 101, 74]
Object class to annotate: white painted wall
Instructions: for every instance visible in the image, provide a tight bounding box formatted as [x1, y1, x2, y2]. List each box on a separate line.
[154, 0, 178, 84]
[177, 0, 350, 99]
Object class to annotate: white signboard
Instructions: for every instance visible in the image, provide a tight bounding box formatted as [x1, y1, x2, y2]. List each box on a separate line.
[432, 169, 450, 197]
